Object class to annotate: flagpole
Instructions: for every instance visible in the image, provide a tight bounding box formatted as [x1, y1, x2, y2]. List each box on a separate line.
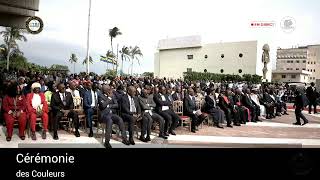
[86, 0, 92, 74]
[116, 43, 119, 76]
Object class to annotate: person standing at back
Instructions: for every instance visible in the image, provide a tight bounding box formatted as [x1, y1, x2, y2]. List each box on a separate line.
[306, 82, 318, 114]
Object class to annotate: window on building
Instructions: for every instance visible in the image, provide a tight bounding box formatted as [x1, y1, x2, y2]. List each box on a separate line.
[204, 55, 208, 59]
[311, 62, 313, 64]
[238, 69, 243, 73]
[314, 69, 316, 72]
[296, 60, 300, 63]
[287, 68, 290, 70]
[296, 68, 299, 70]
[220, 69, 224, 73]
[291, 75, 296, 79]
[291, 61, 294, 63]
[287, 60, 291, 63]
[221, 54, 225, 58]
[204, 69, 207, 73]
[239, 53, 243, 58]
[303, 60, 306, 63]
[314, 62, 316, 64]
[302, 68, 306, 70]
[282, 75, 286, 79]
[187, 68, 192, 72]
[308, 62, 310, 64]
[187, 55, 193, 60]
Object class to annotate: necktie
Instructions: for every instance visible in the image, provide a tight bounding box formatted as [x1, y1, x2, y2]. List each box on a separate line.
[63, 93, 66, 106]
[131, 97, 136, 113]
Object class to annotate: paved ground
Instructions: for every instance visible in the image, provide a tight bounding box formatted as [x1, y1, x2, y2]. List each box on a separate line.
[0, 109, 319, 148]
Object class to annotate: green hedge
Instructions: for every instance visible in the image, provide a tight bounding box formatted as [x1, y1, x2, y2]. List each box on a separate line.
[183, 72, 262, 84]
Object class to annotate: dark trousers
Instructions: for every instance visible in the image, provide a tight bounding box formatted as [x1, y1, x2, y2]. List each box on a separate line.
[121, 113, 136, 139]
[295, 108, 308, 124]
[221, 108, 232, 125]
[142, 112, 165, 137]
[102, 113, 126, 142]
[265, 104, 275, 117]
[207, 108, 224, 124]
[53, 110, 79, 133]
[246, 105, 258, 121]
[85, 107, 95, 128]
[308, 101, 317, 114]
[158, 109, 179, 133]
[237, 106, 248, 123]
[185, 113, 200, 131]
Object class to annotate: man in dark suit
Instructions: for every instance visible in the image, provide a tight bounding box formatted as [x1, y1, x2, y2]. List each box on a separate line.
[218, 90, 237, 127]
[242, 89, 261, 122]
[83, 82, 98, 137]
[138, 88, 167, 142]
[120, 86, 141, 145]
[306, 82, 318, 114]
[50, 83, 80, 140]
[183, 88, 206, 133]
[263, 89, 276, 119]
[98, 85, 130, 148]
[154, 86, 180, 136]
[293, 90, 309, 126]
[172, 86, 183, 101]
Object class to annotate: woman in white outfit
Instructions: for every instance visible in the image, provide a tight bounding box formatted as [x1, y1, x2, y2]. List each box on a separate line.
[250, 89, 266, 117]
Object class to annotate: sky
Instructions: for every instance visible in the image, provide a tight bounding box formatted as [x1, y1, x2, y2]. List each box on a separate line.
[1, 0, 320, 74]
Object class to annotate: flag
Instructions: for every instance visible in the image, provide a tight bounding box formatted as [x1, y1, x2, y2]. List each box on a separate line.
[100, 56, 117, 65]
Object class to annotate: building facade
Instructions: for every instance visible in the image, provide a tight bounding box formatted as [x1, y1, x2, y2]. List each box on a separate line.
[272, 45, 320, 83]
[154, 36, 271, 81]
[0, 0, 40, 28]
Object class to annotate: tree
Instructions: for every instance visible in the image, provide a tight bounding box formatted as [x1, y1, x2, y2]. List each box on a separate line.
[142, 72, 154, 78]
[101, 50, 116, 71]
[109, 27, 122, 53]
[105, 69, 117, 79]
[0, 27, 27, 70]
[130, 46, 143, 75]
[0, 44, 23, 61]
[82, 56, 93, 65]
[69, 53, 78, 73]
[119, 46, 131, 75]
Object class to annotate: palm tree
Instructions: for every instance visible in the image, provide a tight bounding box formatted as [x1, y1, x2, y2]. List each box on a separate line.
[69, 53, 78, 73]
[119, 46, 131, 75]
[130, 46, 143, 75]
[108, 27, 122, 53]
[82, 56, 94, 65]
[0, 44, 23, 61]
[0, 27, 27, 70]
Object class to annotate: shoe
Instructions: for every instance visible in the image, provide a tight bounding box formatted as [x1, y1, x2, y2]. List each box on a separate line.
[145, 136, 151, 142]
[31, 132, 37, 141]
[302, 121, 309, 126]
[6, 137, 11, 142]
[284, 112, 289, 115]
[104, 142, 112, 149]
[75, 130, 80, 137]
[129, 138, 135, 145]
[169, 131, 176, 136]
[139, 136, 147, 143]
[293, 122, 301, 126]
[164, 132, 170, 137]
[159, 134, 168, 139]
[266, 116, 271, 119]
[215, 123, 224, 129]
[309, 112, 312, 114]
[53, 132, 59, 140]
[122, 139, 130, 146]
[42, 131, 47, 140]
[276, 113, 281, 117]
[88, 129, 93, 137]
[234, 123, 241, 126]
[112, 130, 117, 134]
[251, 120, 257, 123]
[227, 124, 233, 128]
[191, 129, 196, 133]
[20, 136, 25, 140]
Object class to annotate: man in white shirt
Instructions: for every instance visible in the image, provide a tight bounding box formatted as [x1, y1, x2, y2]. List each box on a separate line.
[66, 81, 81, 107]
[83, 82, 98, 137]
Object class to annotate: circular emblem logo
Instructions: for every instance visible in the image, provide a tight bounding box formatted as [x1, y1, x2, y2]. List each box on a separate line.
[26, 16, 44, 34]
[280, 16, 296, 33]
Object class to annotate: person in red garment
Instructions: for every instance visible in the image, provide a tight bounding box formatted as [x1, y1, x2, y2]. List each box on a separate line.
[2, 82, 27, 142]
[26, 82, 49, 140]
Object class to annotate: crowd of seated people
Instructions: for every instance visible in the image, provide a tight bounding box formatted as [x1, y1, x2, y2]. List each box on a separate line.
[1, 69, 314, 148]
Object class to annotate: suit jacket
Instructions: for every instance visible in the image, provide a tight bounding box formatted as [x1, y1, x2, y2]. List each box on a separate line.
[138, 95, 157, 113]
[98, 93, 118, 118]
[172, 92, 183, 101]
[184, 95, 197, 115]
[50, 92, 74, 113]
[204, 95, 218, 112]
[2, 95, 26, 113]
[263, 93, 276, 104]
[294, 93, 309, 109]
[153, 93, 172, 112]
[83, 90, 98, 109]
[241, 94, 255, 108]
[120, 94, 141, 115]
[306, 86, 318, 101]
[26, 93, 49, 114]
[218, 95, 233, 111]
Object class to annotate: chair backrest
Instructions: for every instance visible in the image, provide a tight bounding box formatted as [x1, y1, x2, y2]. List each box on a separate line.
[195, 100, 201, 111]
[173, 101, 183, 115]
[74, 97, 83, 110]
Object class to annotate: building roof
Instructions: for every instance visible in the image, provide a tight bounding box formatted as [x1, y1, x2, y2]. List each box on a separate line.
[158, 35, 202, 50]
